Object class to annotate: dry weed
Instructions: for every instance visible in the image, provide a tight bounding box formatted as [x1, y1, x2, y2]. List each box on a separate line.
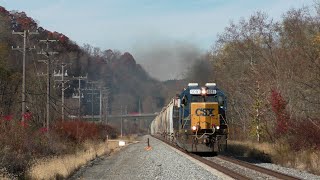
[293, 150, 320, 175]
[0, 168, 12, 180]
[230, 140, 320, 175]
[28, 140, 111, 179]
[226, 140, 272, 162]
[117, 134, 138, 143]
[228, 140, 274, 155]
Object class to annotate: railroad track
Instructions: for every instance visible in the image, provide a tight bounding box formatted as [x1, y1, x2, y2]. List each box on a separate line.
[216, 155, 299, 180]
[151, 135, 300, 180]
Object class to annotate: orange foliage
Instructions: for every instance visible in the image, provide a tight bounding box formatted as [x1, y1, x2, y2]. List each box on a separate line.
[0, 6, 9, 15]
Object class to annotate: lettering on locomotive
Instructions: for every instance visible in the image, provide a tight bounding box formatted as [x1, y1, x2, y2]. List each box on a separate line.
[195, 108, 215, 116]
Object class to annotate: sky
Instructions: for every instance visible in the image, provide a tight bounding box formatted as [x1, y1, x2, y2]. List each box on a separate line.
[0, 0, 315, 80]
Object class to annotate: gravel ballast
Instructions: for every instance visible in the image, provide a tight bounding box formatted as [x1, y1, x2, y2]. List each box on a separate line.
[204, 155, 320, 180]
[254, 163, 320, 180]
[69, 135, 229, 180]
[204, 157, 275, 179]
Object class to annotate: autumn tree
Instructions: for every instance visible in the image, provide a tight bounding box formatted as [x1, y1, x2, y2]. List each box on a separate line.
[210, 5, 320, 143]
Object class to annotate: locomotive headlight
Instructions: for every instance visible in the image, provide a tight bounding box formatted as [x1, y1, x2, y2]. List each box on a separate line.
[191, 126, 197, 131]
[216, 125, 220, 130]
[201, 87, 207, 95]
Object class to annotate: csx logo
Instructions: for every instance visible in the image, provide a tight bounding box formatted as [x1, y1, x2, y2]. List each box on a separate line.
[195, 108, 214, 116]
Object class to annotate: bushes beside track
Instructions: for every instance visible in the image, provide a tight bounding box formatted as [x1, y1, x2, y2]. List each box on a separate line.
[0, 116, 118, 179]
[227, 118, 320, 175]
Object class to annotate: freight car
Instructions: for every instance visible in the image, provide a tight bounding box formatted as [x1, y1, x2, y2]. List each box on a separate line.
[150, 83, 228, 153]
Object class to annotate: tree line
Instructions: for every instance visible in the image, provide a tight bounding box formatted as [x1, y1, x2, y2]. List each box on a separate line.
[206, 5, 320, 148]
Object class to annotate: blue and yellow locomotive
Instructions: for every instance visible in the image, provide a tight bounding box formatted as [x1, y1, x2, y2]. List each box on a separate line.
[151, 83, 228, 153]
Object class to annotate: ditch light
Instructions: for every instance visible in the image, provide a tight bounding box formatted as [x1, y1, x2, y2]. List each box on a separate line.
[119, 140, 126, 146]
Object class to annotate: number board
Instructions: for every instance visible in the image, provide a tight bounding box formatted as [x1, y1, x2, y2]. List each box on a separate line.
[207, 89, 217, 94]
[190, 89, 201, 95]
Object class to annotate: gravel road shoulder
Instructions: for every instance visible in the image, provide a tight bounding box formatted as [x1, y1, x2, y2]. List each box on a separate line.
[68, 135, 229, 180]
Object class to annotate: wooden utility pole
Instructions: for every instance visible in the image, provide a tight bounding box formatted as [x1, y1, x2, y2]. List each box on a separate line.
[86, 81, 99, 120]
[72, 75, 87, 120]
[100, 88, 102, 122]
[38, 39, 58, 130]
[53, 63, 69, 121]
[121, 105, 123, 138]
[12, 30, 38, 121]
[101, 88, 110, 123]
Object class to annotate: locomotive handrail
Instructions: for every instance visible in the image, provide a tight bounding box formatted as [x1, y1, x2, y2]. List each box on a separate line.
[182, 115, 190, 128]
[219, 114, 228, 125]
[194, 131, 215, 140]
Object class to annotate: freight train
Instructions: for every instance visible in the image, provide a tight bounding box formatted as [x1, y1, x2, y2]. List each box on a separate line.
[150, 83, 228, 153]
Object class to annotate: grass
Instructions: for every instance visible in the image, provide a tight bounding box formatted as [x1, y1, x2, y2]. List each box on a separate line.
[0, 168, 11, 180]
[27, 139, 117, 179]
[119, 134, 139, 143]
[272, 141, 320, 175]
[227, 140, 320, 175]
[225, 140, 273, 163]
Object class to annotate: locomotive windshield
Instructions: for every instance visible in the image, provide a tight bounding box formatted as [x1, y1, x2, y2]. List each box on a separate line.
[191, 95, 225, 106]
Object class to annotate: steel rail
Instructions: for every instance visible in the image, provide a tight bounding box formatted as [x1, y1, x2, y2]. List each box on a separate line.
[217, 155, 300, 180]
[152, 135, 249, 180]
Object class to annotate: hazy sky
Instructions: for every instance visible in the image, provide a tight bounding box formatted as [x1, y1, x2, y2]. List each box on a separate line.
[0, 0, 315, 80]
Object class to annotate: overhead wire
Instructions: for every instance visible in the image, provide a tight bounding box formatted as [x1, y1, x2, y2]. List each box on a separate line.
[10, 33, 99, 119]
[29, 36, 81, 118]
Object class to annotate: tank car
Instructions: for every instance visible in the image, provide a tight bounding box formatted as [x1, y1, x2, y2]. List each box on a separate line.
[150, 82, 228, 153]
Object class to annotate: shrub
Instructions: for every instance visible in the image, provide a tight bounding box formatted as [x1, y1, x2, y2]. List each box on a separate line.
[270, 89, 291, 136]
[97, 123, 119, 139]
[0, 116, 119, 178]
[53, 120, 99, 142]
[288, 119, 320, 151]
[0, 116, 43, 177]
[53, 120, 119, 142]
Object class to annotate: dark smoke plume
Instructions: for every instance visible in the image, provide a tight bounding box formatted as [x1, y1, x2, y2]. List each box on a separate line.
[185, 57, 213, 85]
[132, 40, 202, 81]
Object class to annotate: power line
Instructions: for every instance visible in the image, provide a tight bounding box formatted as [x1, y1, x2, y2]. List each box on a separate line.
[30, 43, 46, 95]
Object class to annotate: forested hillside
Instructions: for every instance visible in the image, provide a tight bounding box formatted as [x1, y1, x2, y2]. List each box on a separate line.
[0, 6, 178, 123]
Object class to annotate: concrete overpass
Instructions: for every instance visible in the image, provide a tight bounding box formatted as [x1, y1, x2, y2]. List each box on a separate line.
[80, 113, 157, 120]
[78, 113, 157, 135]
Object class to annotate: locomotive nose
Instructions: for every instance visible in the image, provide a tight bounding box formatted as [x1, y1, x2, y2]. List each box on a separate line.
[191, 102, 219, 130]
